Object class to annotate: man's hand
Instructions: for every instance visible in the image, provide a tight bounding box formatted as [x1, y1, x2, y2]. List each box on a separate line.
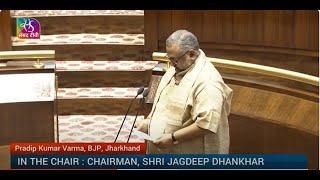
[134, 119, 149, 134]
[153, 134, 174, 148]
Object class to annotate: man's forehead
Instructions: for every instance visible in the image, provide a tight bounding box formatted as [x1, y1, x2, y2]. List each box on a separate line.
[166, 44, 181, 55]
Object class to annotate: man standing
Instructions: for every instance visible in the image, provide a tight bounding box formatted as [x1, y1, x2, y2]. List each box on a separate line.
[136, 30, 233, 154]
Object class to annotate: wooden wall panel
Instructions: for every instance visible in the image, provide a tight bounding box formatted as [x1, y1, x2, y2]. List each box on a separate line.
[144, 10, 158, 59]
[0, 146, 9, 169]
[0, 10, 12, 50]
[0, 102, 55, 145]
[202, 11, 218, 41]
[233, 10, 251, 44]
[229, 84, 319, 135]
[263, 11, 280, 47]
[158, 10, 172, 42]
[278, 10, 295, 48]
[229, 114, 318, 169]
[219, 10, 233, 43]
[145, 10, 319, 75]
[308, 10, 319, 50]
[172, 10, 187, 31]
[294, 11, 309, 50]
[186, 10, 203, 40]
[144, 11, 319, 169]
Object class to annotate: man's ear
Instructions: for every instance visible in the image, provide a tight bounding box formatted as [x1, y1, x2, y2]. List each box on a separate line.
[190, 50, 198, 60]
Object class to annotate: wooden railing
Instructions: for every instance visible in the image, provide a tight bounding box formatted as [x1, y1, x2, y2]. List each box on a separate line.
[152, 52, 319, 86]
[152, 51, 319, 137]
[0, 50, 55, 68]
[0, 50, 55, 60]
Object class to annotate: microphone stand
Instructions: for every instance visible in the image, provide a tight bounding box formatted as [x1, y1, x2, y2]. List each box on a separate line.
[127, 97, 145, 143]
[114, 88, 143, 143]
[127, 90, 148, 143]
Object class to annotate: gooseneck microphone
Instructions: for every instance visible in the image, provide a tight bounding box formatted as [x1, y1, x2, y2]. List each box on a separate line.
[114, 87, 144, 143]
[127, 89, 149, 143]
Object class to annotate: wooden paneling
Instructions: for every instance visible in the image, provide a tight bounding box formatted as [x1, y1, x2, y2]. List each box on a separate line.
[294, 11, 308, 49]
[0, 10, 12, 50]
[144, 10, 159, 59]
[233, 10, 252, 44]
[145, 10, 319, 75]
[58, 98, 142, 115]
[202, 11, 218, 41]
[308, 11, 319, 50]
[229, 114, 318, 169]
[144, 76, 319, 169]
[250, 10, 264, 45]
[0, 66, 56, 145]
[0, 145, 10, 169]
[0, 101, 55, 145]
[278, 11, 295, 48]
[263, 10, 280, 47]
[229, 84, 319, 135]
[172, 10, 187, 31]
[58, 71, 152, 88]
[144, 10, 318, 169]
[219, 10, 233, 43]
[186, 10, 202, 40]
[158, 10, 172, 41]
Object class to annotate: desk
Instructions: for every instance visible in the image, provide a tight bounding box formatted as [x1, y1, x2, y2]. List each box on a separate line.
[0, 61, 57, 145]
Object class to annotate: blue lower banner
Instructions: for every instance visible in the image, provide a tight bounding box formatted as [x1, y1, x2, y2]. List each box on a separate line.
[11, 154, 307, 169]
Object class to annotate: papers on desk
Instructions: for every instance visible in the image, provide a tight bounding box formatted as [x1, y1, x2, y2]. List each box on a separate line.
[132, 128, 156, 142]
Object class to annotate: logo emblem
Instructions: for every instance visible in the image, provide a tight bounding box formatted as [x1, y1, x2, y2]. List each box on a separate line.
[16, 18, 41, 39]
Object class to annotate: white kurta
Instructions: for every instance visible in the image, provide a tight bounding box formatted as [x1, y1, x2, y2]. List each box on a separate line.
[146, 49, 233, 154]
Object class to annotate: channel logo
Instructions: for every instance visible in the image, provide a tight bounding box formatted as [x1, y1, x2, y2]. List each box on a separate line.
[16, 18, 41, 39]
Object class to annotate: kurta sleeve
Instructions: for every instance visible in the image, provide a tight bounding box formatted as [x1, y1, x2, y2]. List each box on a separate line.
[193, 82, 224, 133]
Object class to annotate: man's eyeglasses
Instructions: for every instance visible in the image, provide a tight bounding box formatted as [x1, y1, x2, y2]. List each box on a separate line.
[166, 50, 189, 64]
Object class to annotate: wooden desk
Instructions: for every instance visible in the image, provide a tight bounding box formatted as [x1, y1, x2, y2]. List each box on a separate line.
[0, 61, 57, 145]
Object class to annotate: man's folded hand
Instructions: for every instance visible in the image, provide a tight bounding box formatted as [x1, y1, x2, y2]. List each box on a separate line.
[134, 119, 149, 134]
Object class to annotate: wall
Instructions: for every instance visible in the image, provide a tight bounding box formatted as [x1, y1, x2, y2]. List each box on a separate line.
[145, 10, 319, 76]
[0, 10, 12, 51]
[144, 10, 319, 169]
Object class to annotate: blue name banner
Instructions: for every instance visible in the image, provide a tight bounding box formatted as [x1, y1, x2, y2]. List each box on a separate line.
[11, 154, 307, 169]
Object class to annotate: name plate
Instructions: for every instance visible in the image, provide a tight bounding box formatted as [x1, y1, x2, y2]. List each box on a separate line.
[0, 73, 55, 103]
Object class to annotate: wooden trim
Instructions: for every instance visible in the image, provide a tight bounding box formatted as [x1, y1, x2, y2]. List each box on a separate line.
[231, 112, 318, 136]
[213, 57, 319, 86]
[158, 41, 318, 57]
[152, 52, 319, 86]
[200, 42, 319, 57]
[0, 50, 55, 60]
[224, 76, 318, 102]
[0, 67, 54, 74]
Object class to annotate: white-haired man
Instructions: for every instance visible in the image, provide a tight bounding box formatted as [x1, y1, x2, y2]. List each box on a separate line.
[136, 30, 233, 154]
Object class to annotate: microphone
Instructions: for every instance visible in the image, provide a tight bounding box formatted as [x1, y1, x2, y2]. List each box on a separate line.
[127, 89, 149, 143]
[114, 87, 144, 143]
